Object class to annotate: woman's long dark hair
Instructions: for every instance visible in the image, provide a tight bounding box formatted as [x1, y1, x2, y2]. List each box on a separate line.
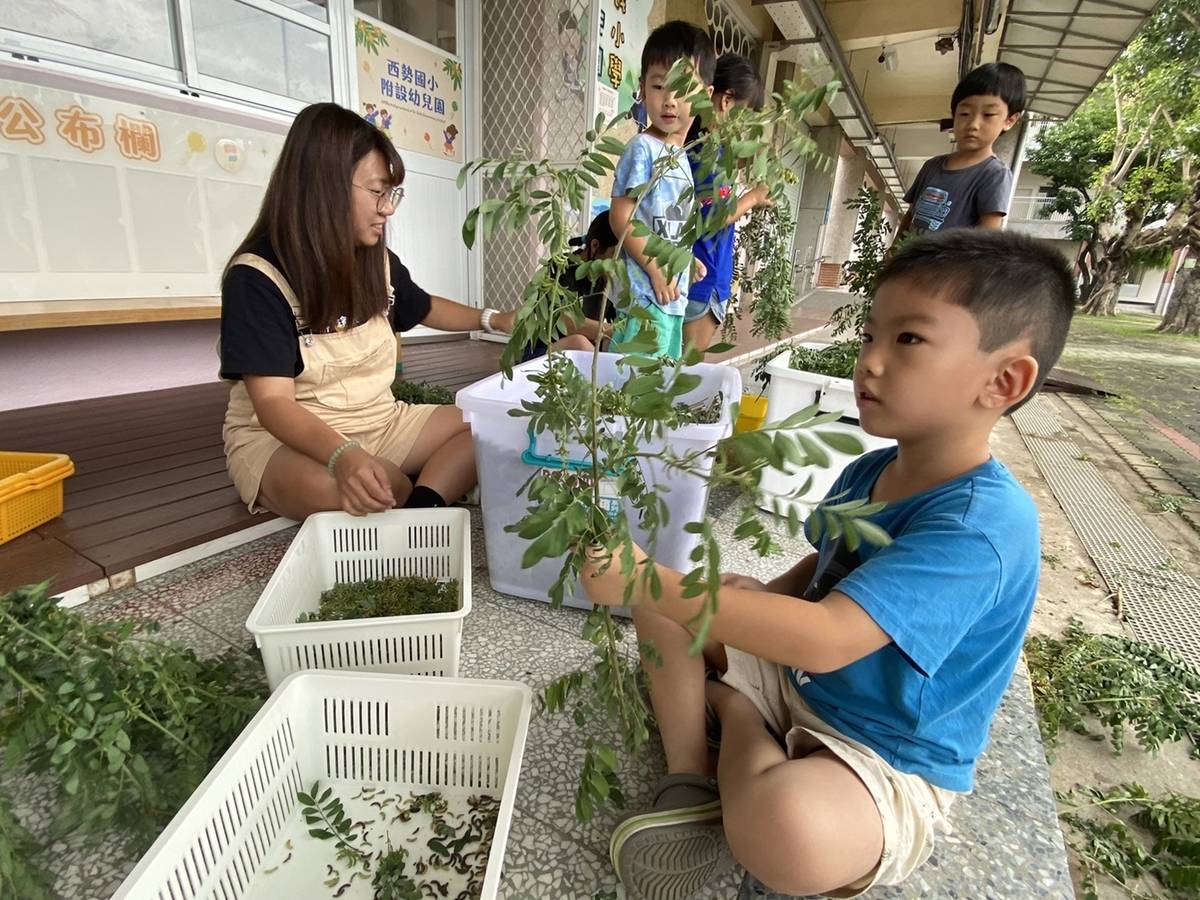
[686, 53, 763, 144]
[225, 103, 405, 332]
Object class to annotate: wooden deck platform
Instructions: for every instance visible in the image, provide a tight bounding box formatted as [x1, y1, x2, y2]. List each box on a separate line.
[0, 339, 505, 596]
[1, 306, 824, 598]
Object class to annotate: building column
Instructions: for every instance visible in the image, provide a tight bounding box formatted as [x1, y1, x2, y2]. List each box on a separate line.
[791, 124, 844, 291]
[822, 141, 868, 267]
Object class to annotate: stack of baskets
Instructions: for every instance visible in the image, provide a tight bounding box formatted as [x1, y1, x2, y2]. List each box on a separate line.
[116, 507, 532, 900]
[0, 451, 74, 544]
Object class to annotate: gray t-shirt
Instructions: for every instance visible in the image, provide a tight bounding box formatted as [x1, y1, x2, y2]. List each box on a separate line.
[903, 154, 1012, 234]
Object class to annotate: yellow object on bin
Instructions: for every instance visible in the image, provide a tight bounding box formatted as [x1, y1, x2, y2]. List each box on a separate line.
[734, 394, 768, 434]
[0, 452, 74, 544]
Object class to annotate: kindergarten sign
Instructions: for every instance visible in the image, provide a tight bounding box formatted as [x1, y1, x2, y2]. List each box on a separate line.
[355, 14, 465, 163]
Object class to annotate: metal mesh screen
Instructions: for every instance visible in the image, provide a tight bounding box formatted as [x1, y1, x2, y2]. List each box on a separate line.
[1013, 396, 1200, 667]
[479, 0, 590, 312]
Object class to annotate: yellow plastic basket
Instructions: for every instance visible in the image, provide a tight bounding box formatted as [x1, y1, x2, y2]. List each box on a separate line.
[0, 451, 74, 544]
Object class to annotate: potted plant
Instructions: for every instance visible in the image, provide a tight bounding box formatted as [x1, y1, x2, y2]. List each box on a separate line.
[457, 64, 889, 819]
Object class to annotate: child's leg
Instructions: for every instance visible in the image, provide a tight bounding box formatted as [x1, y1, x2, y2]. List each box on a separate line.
[682, 310, 719, 355]
[631, 603, 711, 777]
[608, 606, 733, 900]
[709, 680, 884, 896]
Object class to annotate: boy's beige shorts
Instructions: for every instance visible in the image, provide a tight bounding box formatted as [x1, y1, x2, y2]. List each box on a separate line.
[722, 647, 958, 897]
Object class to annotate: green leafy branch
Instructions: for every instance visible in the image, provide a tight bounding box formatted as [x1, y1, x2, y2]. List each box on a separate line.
[0, 583, 265, 839]
[1058, 783, 1200, 899]
[458, 66, 885, 820]
[1025, 618, 1200, 760]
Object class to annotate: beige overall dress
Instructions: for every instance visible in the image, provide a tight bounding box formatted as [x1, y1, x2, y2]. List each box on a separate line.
[222, 253, 438, 513]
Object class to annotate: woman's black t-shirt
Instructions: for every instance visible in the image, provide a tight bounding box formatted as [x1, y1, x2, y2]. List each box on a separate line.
[219, 238, 433, 381]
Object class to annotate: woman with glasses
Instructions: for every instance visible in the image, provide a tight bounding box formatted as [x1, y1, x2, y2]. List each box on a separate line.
[219, 102, 513, 519]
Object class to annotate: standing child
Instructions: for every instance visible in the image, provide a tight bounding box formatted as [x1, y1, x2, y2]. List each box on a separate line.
[893, 62, 1026, 242]
[684, 53, 773, 353]
[582, 229, 1076, 900]
[608, 21, 716, 359]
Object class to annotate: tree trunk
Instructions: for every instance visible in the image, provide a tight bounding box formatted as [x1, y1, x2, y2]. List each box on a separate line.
[1076, 240, 1098, 306]
[1080, 250, 1129, 316]
[1157, 256, 1200, 335]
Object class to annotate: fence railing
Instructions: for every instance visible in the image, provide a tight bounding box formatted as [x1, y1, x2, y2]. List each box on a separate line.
[1008, 192, 1072, 223]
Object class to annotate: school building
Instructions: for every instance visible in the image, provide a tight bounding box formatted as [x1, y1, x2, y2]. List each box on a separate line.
[0, 0, 1164, 411]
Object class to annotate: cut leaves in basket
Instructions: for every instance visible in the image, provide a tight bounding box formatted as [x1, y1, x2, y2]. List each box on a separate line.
[298, 576, 459, 623]
[299, 782, 500, 899]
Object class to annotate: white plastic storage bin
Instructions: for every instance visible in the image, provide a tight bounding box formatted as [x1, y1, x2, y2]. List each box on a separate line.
[758, 351, 894, 518]
[113, 671, 532, 900]
[764, 344, 856, 416]
[458, 350, 740, 611]
[246, 508, 471, 689]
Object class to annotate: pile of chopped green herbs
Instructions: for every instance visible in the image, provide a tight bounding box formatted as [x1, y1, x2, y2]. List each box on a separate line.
[1025, 618, 1200, 760]
[391, 379, 455, 406]
[298, 576, 459, 623]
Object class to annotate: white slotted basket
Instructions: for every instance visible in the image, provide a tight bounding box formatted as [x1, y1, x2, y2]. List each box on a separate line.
[113, 671, 532, 900]
[246, 509, 471, 689]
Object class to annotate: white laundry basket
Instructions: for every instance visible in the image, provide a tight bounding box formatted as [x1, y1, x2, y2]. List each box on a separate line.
[245, 508, 471, 689]
[113, 671, 532, 900]
[457, 351, 740, 611]
[758, 351, 893, 517]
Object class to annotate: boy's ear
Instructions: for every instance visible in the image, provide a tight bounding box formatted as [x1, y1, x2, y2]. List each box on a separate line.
[981, 347, 1038, 411]
[1003, 110, 1022, 132]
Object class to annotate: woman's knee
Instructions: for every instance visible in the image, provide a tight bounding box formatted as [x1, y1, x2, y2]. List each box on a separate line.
[556, 333, 594, 352]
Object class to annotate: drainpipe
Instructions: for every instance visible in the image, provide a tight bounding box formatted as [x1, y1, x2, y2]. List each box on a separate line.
[793, 0, 877, 143]
[1005, 113, 1032, 225]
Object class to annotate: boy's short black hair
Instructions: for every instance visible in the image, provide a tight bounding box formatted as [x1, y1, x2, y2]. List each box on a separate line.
[878, 229, 1075, 412]
[569, 211, 618, 250]
[641, 20, 716, 85]
[951, 62, 1026, 116]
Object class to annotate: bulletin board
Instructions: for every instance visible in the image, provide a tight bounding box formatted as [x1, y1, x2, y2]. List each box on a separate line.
[354, 14, 465, 163]
[0, 72, 285, 303]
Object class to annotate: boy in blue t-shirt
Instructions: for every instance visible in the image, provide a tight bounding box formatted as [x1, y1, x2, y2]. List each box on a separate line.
[608, 21, 715, 359]
[582, 229, 1076, 899]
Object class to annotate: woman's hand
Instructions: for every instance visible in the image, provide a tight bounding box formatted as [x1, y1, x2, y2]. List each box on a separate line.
[692, 257, 707, 283]
[332, 446, 395, 515]
[491, 309, 516, 334]
[581, 542, 648, 606]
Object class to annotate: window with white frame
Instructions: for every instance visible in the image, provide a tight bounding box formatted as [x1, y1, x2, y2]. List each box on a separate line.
[0, 0, 336, 112]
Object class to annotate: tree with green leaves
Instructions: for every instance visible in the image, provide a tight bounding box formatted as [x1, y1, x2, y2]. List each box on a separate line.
[1026, 0, 1200, 322]
[459, 63, 890, 817]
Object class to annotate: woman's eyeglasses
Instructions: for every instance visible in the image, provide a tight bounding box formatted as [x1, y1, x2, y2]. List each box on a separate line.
[354, 183, 405, 212]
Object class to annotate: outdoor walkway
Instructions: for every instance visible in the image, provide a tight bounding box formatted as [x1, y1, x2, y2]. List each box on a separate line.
[17, 490, 1071, 899]
[1057, 312, 1200, 508]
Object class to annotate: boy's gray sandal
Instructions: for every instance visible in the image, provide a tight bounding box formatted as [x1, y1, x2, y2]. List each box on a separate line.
[609, 773, 734, 900]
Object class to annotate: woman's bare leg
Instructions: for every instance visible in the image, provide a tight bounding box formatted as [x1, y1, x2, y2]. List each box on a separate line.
[399, 405, 477, 502]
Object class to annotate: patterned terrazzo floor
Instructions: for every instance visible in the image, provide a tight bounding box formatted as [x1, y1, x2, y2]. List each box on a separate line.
[8, 485, 1072, 899]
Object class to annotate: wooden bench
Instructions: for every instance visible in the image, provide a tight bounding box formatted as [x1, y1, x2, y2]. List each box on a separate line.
[0, 298, 221, 332]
